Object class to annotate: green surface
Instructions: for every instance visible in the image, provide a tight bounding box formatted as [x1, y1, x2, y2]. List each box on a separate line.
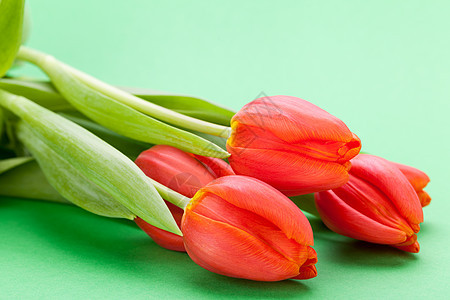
[2, 0, 450, 298]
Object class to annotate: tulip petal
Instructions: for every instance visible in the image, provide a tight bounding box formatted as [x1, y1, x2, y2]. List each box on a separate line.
[194, 176, 314, 245]
[394, 241, 420, 253]
[393, 234, 420, 253]
[417, 191, 432, 207]
[182, 210, 302, 281]
[333, 175, 415, 236]
[192, 192, 309, 264]
[136, 145, 216, 197]
[292, 246, 318, 279]
[228, 147, 350, 195]
[306, 246, 318, 266]
[135, 216, 185, 252]
[388, 161, 431, 207]
[393, 233, 418, 247]
[350, 154, 423, 225]
[389, 161, 430, 191]
[292, 265, 317, 280]
[232, 96, 357, 144]
[228, 123, 361, 164]
[315, 191, 408, 244]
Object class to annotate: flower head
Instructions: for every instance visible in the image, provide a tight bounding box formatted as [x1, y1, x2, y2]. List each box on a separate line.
[182, 175, 317, 281]
[315, 154, 426, 253]
[227, 95, 361, 196]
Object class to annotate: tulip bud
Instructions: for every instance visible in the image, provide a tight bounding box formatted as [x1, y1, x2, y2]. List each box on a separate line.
[227, 95, 361, 196]
[315, 154, 425, 253]
[182, 175, 317, 281]
[134, 145, 234, 251]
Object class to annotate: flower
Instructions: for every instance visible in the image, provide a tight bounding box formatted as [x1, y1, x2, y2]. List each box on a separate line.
[227, 95, 361, 196]
[315, 154, 425, 253]
[134, 145, 234, 251]
[388, 161, 431, 207]
[182, 175, 317, 281]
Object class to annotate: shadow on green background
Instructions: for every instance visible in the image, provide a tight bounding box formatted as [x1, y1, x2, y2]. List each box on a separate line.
[310, 218, 417, 267]
[1, 198, 312, 298]
[1, 197, 438, 299]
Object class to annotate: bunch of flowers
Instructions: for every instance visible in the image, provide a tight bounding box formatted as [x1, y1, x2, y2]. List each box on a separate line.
[0, 1, 430, 282]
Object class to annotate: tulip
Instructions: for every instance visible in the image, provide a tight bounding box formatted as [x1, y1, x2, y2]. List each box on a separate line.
[182, 175, 317, 281]
[315, 154, 425, 253]
[227, 95, 361, 196]
[134, 145, 234, 251]
[388, 161, 431, 207]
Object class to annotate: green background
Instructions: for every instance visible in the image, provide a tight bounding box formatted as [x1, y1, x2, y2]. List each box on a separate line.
[2, 0, 449, 298]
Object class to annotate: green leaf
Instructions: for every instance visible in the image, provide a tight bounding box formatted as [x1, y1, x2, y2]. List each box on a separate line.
[0, 80, 149, 160]
[16, 48, 230, 158]
[60, 111, 151, 161]
[187, 130, 227, 151]
[0, 158, 68, 203]
[0, 0, 25, 76]
[124, 86, 235, 126]
[0, 78, 70, 110]
[0, 79, 150, 159]
[48, 67, 227, 158]
[0, 78, 236, 126]
[0, 156, 33, 175]
[0, 89, 181, 235]
[17, 122, 135, 219]
[8, 2, 31, 71]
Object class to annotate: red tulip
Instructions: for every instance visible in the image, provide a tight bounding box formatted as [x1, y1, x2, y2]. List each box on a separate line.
[227, 95, 361, 196]
[182, 175, 317, 281]
[388, 161, 431, 207]
[315, 154, 425, 253]
[134, 145, 234, 251]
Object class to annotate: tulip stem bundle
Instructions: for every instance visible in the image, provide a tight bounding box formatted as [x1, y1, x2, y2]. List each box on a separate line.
[16, 47, 232, 139]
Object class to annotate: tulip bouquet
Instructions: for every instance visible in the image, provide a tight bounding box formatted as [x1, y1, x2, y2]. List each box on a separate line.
[0, 1, 431, 282]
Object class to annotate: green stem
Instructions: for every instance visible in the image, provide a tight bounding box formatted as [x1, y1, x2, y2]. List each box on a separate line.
[17, 47, 232, 139]
[147, 178, 191, 210]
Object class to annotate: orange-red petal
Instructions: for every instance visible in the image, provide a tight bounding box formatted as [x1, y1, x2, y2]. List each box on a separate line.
[389, 161, 430, 191]
[333, 175, 415, 235]
[182, 210, 302, 281]
[350, 154, 423, 225]
[388, 161, 431, 207]
[417, 191, 432, 207]
[227, 147, 350, 195]
[192, 192, 309, 264]
[315, 191, 408, 244]
[394, 241, 420, 253]
[135, 145, 216, 198]
[231, 95, 357, 144]
[292, 265, 317, 280]
[193, 176, 314, 245]
[135, 216, 185, 252]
